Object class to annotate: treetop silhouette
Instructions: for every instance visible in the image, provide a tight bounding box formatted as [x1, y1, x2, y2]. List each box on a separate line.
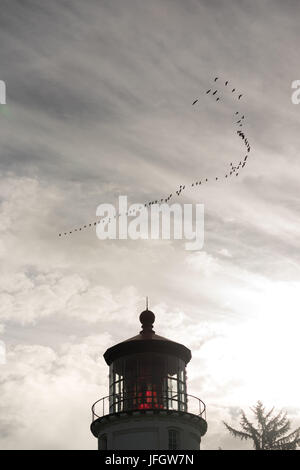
[224, 401, 300, 450]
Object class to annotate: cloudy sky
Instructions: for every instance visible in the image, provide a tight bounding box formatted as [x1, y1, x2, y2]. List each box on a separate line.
[0, 0, 300, 450]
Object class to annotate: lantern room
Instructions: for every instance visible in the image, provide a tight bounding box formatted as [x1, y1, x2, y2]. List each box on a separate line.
[106, 309, 190, 414]
[91, 308, 207, 450]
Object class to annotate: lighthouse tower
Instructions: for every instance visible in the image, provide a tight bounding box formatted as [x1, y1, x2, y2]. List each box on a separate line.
[91, 308, 207, 450]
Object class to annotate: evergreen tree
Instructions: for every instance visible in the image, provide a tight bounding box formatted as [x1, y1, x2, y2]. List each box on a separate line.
[224, 401, 300, 450]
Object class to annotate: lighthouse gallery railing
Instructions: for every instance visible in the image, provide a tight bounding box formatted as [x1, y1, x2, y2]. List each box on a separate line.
[92, 392, 206, 422]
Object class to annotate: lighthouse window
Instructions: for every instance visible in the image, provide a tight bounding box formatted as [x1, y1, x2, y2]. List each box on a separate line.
[109, 353, 187, 413]
[168, 429, 179, 450]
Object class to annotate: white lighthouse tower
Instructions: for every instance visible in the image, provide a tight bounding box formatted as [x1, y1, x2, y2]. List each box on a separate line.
[91, 308, 207, 450]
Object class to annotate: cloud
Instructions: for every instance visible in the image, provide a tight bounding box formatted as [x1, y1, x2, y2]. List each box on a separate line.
[0, 268, 141, 325]
[0, 0, 299, 450]
[0, 334, 111, 449]
[218, 248, 232, 258]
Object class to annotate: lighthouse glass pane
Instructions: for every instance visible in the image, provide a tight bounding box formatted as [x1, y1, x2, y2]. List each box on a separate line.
[109, 353, 187, 414]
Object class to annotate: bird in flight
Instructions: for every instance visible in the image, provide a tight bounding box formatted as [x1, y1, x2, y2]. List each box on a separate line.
[232, 88, 236, 92]
[192, 99, 198, 105]
[238, 94, 243, 99]
[214, 77, 218, 81]
[212, 90, 217, 95]
[225, 81, 228, 85]
[206, 89, 211, 94]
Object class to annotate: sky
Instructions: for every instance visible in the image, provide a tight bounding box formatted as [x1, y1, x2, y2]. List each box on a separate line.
[0, 0, 300, 450]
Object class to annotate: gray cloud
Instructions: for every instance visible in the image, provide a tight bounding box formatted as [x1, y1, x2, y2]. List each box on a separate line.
[0, 0, 300, 450]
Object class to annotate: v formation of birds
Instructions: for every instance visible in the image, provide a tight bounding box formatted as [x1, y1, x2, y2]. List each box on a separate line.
[59, 77, 251, 236]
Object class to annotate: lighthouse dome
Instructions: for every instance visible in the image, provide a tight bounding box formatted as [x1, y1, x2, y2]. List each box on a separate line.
[103, 308, 191, 365]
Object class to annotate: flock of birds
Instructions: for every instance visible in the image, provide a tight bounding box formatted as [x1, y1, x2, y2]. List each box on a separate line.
[192, 77, 243, 106]
[59, 76, 252, 237]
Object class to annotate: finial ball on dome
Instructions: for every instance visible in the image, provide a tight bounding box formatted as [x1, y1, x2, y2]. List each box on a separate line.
[139, 309, 155, 331]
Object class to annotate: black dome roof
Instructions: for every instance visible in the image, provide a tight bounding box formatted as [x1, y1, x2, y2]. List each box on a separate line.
[103, 309, 191, 365]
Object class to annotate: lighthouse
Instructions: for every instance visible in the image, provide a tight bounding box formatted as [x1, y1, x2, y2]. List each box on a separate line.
[91, 308, 207, 450]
